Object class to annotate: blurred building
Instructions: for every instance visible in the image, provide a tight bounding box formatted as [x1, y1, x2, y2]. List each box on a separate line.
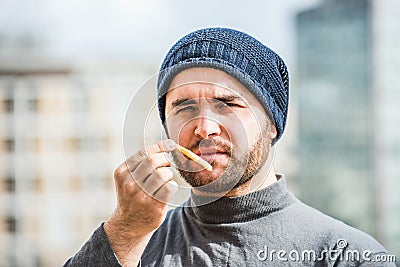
[0, 52, 156, 266]
[296, 0, 399, 260]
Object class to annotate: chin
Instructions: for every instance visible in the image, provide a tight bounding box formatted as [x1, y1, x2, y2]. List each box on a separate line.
[194, 170, 224, 186]
[182, 165, 244, 194]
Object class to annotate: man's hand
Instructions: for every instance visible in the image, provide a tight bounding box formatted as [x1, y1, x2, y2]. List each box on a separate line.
[104, 139, 178, 267]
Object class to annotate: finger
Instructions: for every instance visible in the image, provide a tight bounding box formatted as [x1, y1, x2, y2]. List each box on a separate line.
[147, 139, 177, 155]
[126, 139, 176, 172]
[153, 180, 179, 203]
[139, 167, 174, 195]
[131, 153, 172, 184]
[113, 161, 132, 186]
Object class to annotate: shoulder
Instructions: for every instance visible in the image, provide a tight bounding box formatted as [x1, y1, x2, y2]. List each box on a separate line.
[276, 200, 394, 265]
[287, 200, 388, 253]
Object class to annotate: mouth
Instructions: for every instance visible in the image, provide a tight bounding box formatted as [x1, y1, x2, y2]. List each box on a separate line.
[194, 148, 229, 162]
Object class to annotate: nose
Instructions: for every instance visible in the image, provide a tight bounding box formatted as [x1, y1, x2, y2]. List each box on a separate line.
[193, 115, 221, 139]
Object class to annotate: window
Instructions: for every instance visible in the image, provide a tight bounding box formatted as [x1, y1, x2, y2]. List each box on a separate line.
[4, 175, 16, 192]
[65, 137, 81, 152]
[5, 216, 17, 233]
[5, 139, 15, 152]
[3, 99, 14, 112]
[68, 175, 81, 191]
[2, 139, 15, 152]
[31, 176, 45, 192]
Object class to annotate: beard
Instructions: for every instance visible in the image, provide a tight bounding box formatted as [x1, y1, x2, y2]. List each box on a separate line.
[171, 124, 272, 194]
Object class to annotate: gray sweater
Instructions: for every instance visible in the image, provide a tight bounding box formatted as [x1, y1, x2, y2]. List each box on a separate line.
[64, 177, 395, 266]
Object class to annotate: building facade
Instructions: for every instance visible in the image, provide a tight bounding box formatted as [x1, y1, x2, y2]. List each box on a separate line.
[296, 0, 399, 260]
[0, 61, 155, 266]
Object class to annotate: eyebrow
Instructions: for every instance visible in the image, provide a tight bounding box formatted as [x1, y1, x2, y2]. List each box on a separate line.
[171, 98, 197, 108]
[170, 94, 244, 108]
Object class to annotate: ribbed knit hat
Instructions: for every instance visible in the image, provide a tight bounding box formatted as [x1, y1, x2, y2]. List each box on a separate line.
[157, 27, 289, 144]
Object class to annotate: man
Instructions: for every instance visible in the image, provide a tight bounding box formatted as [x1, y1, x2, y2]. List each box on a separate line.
[64, 28, 395, 266]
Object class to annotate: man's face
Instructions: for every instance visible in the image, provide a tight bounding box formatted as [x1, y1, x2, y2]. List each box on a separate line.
[164, 68, 276, 195]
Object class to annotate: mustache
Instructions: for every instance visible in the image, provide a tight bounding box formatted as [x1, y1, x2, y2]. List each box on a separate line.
[188, 139, 232, 155]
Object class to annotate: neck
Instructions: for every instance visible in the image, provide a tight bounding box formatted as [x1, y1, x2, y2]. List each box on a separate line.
[187, 174, 294, 224]
[226, 165, 277, 197]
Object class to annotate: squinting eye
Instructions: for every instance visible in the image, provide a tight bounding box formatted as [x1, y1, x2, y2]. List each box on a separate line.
[176, 106, 196, 113]
[217, 102, 240, 109]
[226, 103, 241, 107]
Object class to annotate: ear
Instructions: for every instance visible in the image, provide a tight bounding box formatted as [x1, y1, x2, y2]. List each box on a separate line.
[269, 124, 278, 140]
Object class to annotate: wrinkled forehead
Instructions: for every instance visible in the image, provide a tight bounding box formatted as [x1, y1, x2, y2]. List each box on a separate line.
[166, 82, 244, 103]
[166, 68, 253, 103]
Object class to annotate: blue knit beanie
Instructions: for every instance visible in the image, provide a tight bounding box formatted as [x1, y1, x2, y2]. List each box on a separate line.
[157, 27, 289, 144]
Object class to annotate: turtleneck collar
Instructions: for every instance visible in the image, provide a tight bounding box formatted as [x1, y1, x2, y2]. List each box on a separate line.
[184, 175, 297, 224]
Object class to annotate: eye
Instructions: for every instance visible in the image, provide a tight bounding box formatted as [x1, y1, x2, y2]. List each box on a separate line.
[226, 102, 241, 107]
[176, 105, 196, 114]
[217, 102, 242, 109]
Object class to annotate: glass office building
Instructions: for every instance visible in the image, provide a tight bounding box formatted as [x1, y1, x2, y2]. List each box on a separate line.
[296, 0, 399, 260]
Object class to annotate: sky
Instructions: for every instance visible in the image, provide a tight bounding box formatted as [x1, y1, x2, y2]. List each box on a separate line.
[0, 0, 321, 66]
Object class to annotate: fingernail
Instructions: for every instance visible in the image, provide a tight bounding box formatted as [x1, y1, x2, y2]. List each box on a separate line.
[165, 139, 176, 150]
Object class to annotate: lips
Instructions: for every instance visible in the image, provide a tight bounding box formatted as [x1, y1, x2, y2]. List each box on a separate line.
[193, 148, 228, 162]
[194, 147, 225, 155]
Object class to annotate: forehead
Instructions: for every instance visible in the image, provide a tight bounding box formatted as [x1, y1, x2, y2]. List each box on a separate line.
[166, 68, 253, 101]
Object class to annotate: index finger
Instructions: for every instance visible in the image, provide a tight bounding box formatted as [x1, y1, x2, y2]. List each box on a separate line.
[126, 139, 177, 172]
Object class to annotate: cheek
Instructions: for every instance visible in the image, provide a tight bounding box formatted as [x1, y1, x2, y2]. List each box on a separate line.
[229, 112, 264, 149]
[165, 118, 193, 144]
[177, 126, 193, 145]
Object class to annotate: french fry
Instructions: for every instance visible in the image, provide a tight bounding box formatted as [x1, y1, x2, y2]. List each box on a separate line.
[176, 145, 213, 171]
